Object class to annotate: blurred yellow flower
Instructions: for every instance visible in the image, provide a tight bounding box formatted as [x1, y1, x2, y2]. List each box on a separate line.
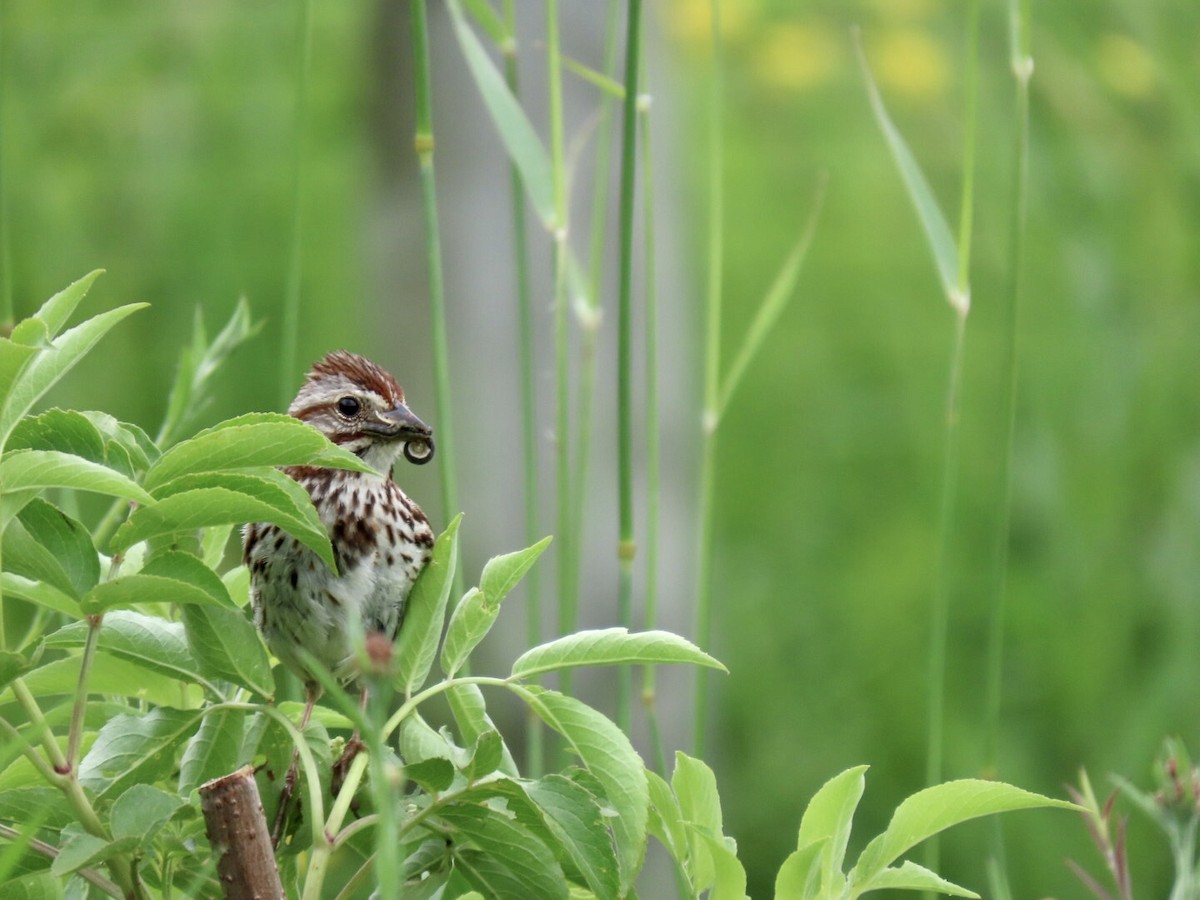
[1095, 33, 1156, 99]
[663, 0, 754, 50]
[870, 28, 949, 101]
[753, 22, 842, 92]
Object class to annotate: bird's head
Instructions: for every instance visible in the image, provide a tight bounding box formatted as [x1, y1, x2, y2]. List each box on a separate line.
[289, 350, 435, 472]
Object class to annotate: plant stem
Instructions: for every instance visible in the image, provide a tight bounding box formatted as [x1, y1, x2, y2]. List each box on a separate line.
[411, 0, 462, 600]
[638, 86, 666, 773]
[66, 615, 103, 767]
[693, 0, 724, 758]
[501, 0, 544, 778]
[0, 0, 12, 329]
[615, 0, 643, 736]
[279, 0, 314, 408]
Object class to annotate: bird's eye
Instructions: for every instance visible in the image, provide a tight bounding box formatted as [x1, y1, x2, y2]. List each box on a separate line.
[336, 396, 361, 418]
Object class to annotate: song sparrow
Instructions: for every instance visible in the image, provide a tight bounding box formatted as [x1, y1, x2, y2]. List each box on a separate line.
[244, 350, 436, 724]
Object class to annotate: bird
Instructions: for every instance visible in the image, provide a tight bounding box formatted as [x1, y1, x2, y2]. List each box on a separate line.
[243, 350, 435, 838]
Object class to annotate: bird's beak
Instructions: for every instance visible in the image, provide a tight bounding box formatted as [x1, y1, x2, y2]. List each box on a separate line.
[369, 403, 431, 441]
[369, 404, 436, 465]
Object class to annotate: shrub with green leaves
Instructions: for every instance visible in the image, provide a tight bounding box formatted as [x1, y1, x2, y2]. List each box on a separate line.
[0, 275, 1076, 899]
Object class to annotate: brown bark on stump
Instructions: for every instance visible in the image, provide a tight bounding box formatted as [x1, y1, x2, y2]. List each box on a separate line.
[200, 765, 284, 900]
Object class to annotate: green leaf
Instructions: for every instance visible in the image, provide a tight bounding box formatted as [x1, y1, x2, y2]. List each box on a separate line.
[159, 300, 262, 447]
[848, 779, 1077, 889]
[178, 709, 245, 795]
[673, 752, 724, 892]
[446, 682, 518, 777]
[0, 573, 80, 618]
[717, 179, 825, 419]
[520, 686, 647, 893]
[78, 707, 199, 798]
[796, 765, 867, 891]
[80, 411, 157, 473]
[110, 783, 187, 843]
[699, 831, 748, 900]
[29, 270, 105, 339]
[0, 651, 31, 691]
[0, 341, 39, 415]
[22, 653, 188, 708]
[524, 775, 621, 900]
[438, 803, 568, 900]
[511, 628, 726, 680]
[2, 499, 99, 599]
[464, 730, 504, 782]
[50, 832, 117, 878]
[112, 471, 335, 571]
[480, 535, 552, 604]
[0, 449, 154, 506]
[646, 769, 687, 863]
[396, 514, 462, 695]
[83, 550, 237, 614]
[855, 860, 979, 898]
[145, 412, 370, 491]
[404, 757, 456, 793]
[854, 32, 964, 313]
[181, 604, 274, 697]
[7, 409, 106, 462]
[446, 0, 556, 228]
[775, 839, 828, 900]
[45, 610, 204, 687]
[0, 302, 147, 448]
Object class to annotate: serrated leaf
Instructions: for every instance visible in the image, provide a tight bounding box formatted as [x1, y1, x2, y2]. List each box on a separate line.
[396, 514, 461, 695]
[110, 784, 187, 843]
[440, 588, 487, 677]
[83, 551, 236, 613]
[45, 610, 203, 687]
[30, 270, 105, 339]
[80, 411, 157, 472]
[0, 787, 73, 832]
[796, 765, 867, 891]
[145, 412, 370, 491]
[22, 654, 187, 708]
[854, 33, 963, 313]
[181, 604, 273, 697]
[480, 535, 552, 604]
[520, 687, 647, 893]
[178, 709, 245, 795]
[446, 0, 556, 228]
[2, 499, 99, 599]
[78, 707, 199, 798]
[112, 475, 335, 571]
[524, 775, 621, 900]
[849, 779, 1077, 888]
[7, 409, 106, 462]
[0, 302, 147, 448]
[647, 769, 686, 862]
[511, 628, 726, 680]
[854, 860, 979, 898]
[673, 753, 724, 892]
[699, 831, 748, 900]
[438, 804, 568, 900]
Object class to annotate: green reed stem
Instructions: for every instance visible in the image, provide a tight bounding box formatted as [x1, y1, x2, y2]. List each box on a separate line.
[501, 0, 544, 777]
[615, 0, 642, 736]
[638, 88, 666, 774]
[0, 0, 12, 328]
[411, 0, 462, 598]
[279, 0, 313, 408]
[924, 9, 980, 883]
[693, 0, 724, 758]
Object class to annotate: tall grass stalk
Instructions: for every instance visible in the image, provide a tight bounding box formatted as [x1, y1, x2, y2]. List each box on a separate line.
[499, 0, 544, 777]
[411, 0, 462, 591]
[923, 0, 981, 883]
[981, 1, 1034, 890]
[693, 0, 725, 758]
[615, 0, 643, 736]
[279, 0, 314, 407]
[0, 0, 11, 329]
[638, 86, 667, 774]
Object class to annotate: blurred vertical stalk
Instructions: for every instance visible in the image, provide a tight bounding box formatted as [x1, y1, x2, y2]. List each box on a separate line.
[280, 0, 314, 407]
[693, 0, 724, 758]
[638, 84, 666, 774]
[500, 0, 544, 777]
[546, 0, 575, 705]
[923, 0, 981, 884]
[982, 0, 1034, 891]
[411, 0, 462, 578]
[0, 0, 12, 328]
[615, 0, 643, 735]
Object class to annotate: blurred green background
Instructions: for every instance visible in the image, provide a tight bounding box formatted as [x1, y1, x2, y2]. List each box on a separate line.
[3, 0, 1199, 896]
